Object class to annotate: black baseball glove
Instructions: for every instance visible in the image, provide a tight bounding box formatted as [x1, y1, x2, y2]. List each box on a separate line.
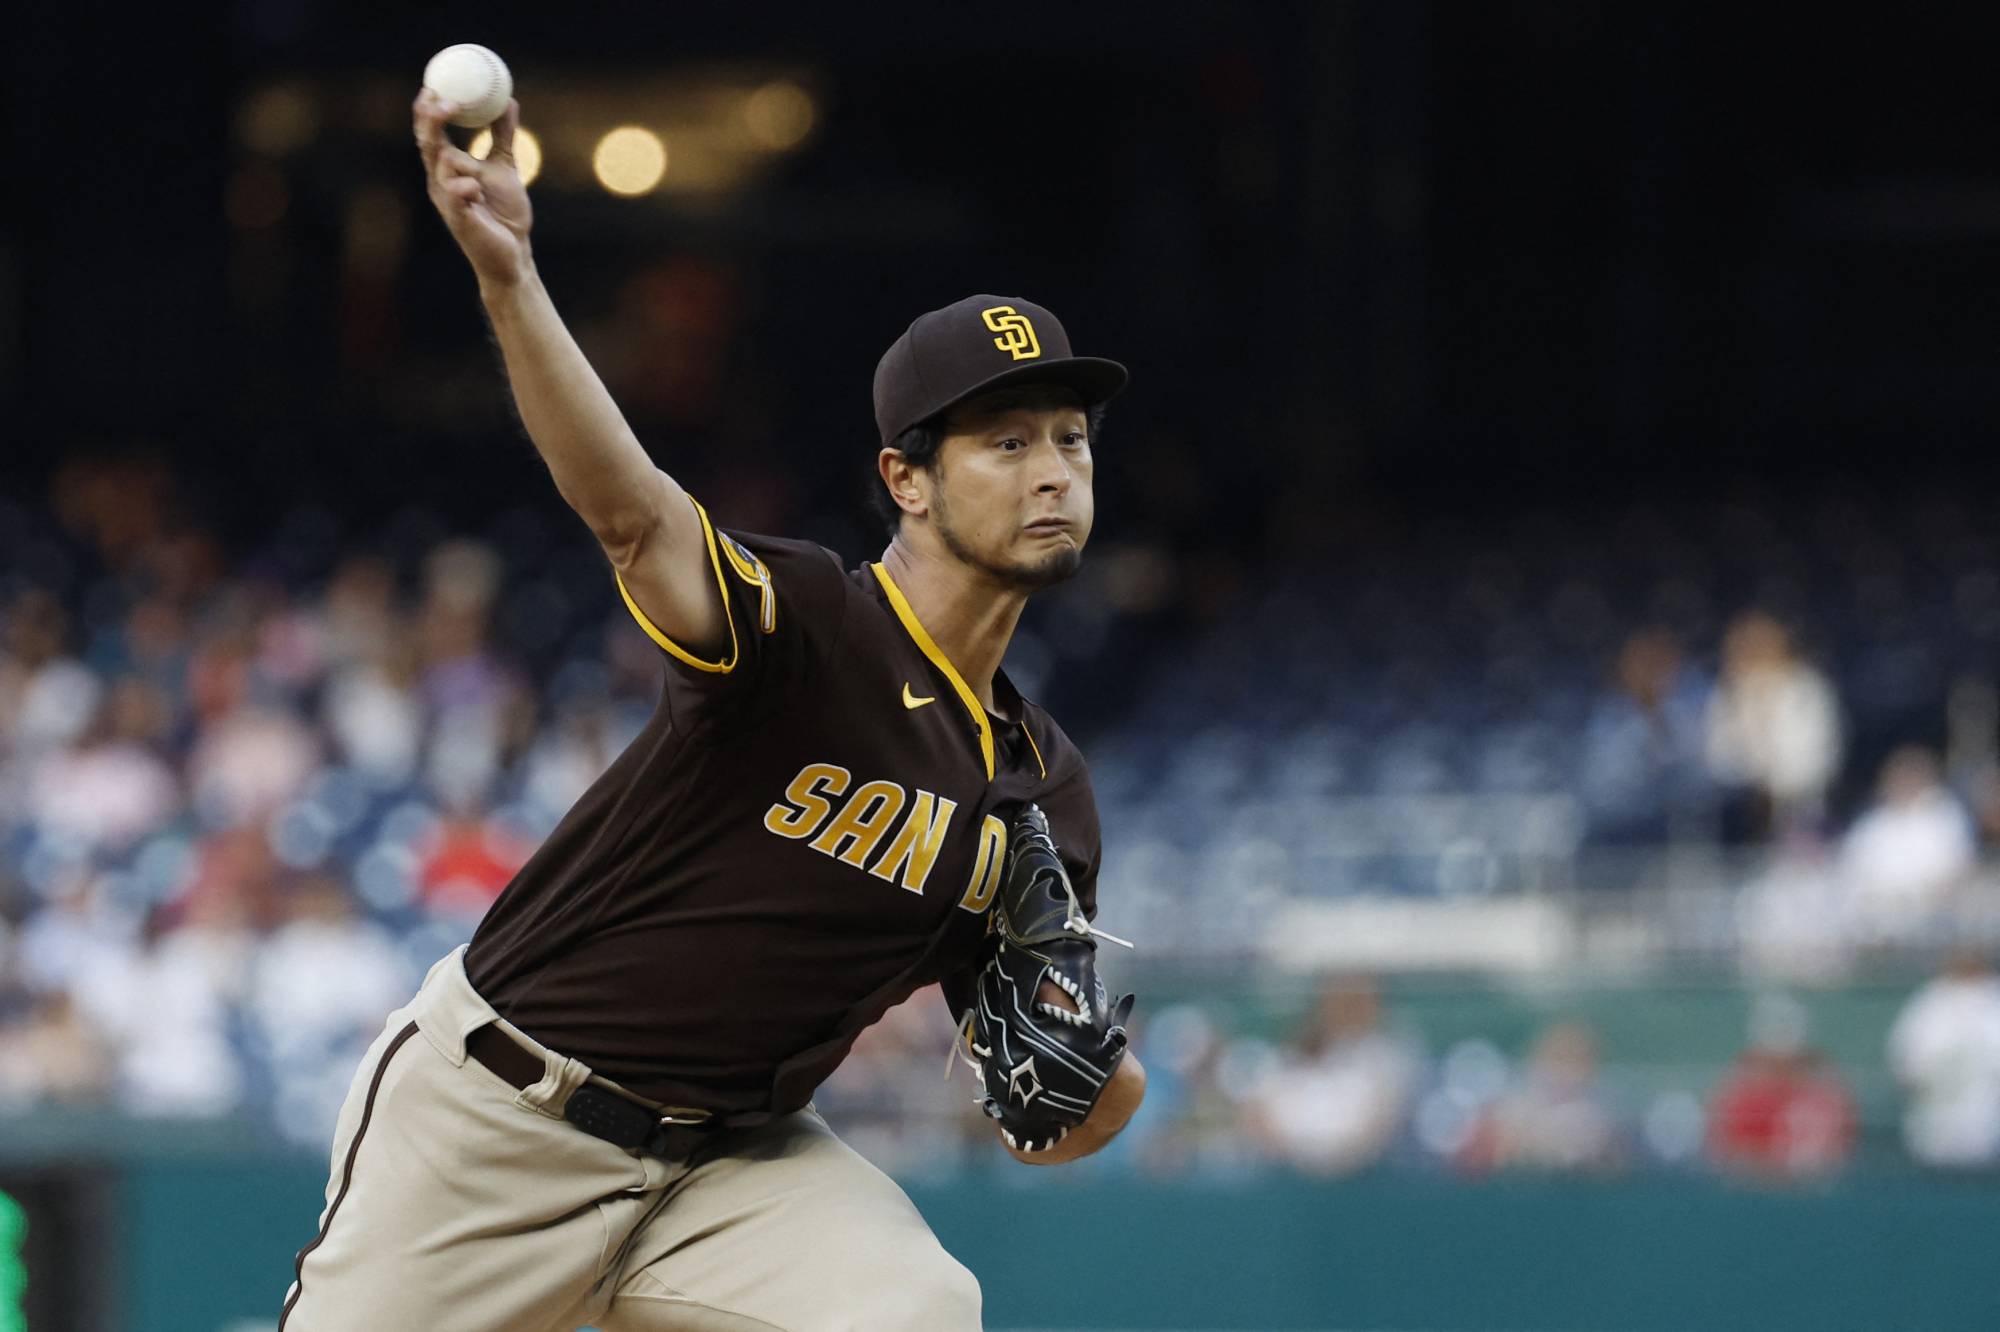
[955, 803, 1135, 1153]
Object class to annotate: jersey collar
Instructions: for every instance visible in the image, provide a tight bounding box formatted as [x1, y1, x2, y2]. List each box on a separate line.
[869, 562, 996, 781]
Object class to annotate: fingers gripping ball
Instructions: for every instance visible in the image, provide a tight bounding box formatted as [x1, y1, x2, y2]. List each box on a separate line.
[423, 44, 513, 128]
[961, 803, 1135, 1153]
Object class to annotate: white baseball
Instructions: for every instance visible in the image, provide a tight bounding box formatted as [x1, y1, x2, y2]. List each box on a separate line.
[423, 44, 513, 129]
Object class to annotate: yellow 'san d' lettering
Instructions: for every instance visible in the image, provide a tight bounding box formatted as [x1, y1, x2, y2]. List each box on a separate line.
[763, 763, 851, 840]
[869, 791, 959, 894]
[956, 814, 1007, 913]
[808, 780, 907, 868]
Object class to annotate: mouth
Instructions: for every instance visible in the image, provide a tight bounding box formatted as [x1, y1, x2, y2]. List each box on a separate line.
[1025, 517, 1073, 533]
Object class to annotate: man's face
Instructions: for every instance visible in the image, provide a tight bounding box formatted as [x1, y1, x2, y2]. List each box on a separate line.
[925, 388, 1094, 590]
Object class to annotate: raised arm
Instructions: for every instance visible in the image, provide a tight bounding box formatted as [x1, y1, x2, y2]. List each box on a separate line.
[413, 90, 725, 656]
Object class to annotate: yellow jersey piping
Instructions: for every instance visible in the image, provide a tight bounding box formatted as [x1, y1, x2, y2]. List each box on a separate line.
[1019, 722, 1047, 780]
[719, 533, 777, 634]
[869, 562, 995, 781]
[615, 497, 739, 674]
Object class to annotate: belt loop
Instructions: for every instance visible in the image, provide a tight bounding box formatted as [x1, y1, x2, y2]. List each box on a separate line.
[517, 1051, 592, 1119]
[412, 945, 491, 1066]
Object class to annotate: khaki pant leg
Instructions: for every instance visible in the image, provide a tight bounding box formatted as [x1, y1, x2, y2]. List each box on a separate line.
[597, 1110, 981, 1332]
[281, 949, 682, 1332]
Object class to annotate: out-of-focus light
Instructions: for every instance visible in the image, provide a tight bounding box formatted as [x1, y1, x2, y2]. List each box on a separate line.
[470, 126, 543, 186]
[343, 185, 409, 272]
[226, 166, 290, 229]
[592, 127, 667, 196]
[236, 84, 319, 156]
[743, 80, 815, 150]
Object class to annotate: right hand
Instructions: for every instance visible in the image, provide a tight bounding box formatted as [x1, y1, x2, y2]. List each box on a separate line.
[414, 90, 533, 288]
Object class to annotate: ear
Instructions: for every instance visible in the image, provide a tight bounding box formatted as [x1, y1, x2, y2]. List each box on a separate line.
[878, 448, 930, 519]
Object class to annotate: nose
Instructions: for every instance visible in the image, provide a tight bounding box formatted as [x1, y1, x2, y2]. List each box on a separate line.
[1030, 439, 1072, 495]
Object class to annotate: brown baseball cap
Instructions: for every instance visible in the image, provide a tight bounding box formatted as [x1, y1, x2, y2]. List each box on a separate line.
[872, 294, 1129, 446]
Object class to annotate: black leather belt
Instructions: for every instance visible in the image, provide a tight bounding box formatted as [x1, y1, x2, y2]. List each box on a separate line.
[466, 1022, 719, 1163]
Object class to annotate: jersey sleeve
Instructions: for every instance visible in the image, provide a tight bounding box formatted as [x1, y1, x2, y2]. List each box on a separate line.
[615, 497, 850, 732]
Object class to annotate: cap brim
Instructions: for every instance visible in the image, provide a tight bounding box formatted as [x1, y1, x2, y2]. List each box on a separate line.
[930, 355, 1129, 424]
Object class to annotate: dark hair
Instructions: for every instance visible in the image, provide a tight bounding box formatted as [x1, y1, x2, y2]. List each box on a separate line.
[868, 398, 1109, 536]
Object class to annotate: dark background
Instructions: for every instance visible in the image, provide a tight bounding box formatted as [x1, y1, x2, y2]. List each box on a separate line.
[12, 4, 2000, 540]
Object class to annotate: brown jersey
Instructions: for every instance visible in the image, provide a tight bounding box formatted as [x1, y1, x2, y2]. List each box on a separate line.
[466, 499, 1101, 1118]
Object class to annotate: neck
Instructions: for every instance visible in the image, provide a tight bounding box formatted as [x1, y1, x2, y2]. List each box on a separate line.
[879, 535, 1030, 713]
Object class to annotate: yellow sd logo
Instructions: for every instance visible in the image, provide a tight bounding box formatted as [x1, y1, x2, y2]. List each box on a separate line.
[981, 305, 1042, 361]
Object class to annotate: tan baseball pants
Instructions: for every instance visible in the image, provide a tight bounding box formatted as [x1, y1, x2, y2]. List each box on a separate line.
[280, 947, 982, 1331]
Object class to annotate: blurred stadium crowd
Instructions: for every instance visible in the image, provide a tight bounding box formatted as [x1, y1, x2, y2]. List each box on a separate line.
[5, 458, 2000, 1183]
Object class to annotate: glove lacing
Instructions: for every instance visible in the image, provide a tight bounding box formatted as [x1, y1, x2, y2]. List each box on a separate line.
[1056, 876, 1135, 950]
[946, 1008, 986, 1082]
[945, 876, 1134, 1082]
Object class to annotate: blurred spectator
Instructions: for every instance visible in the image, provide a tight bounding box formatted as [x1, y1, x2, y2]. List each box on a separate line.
[15, 870, 141, 999]
[323, 634, 424, 786]
[189, 704, 321, 828]
[116, 595, 193, 699]
[1578, 627, 1714, 844]
[1736, 834, 1851, 985]
[77, 910, 248, 1118]
[179, 825, 284, 933]
[1242, 976, 1419, 1176]
[319, 557, 425, 783]
[0, 992, 114, 1107]
[1840, 746, 1974, 943]
[252, 875, 414, 1143]
[420, 812, 533, 919]
[1705, 611, 1843, 838]
[29, 678, 180, 851]
[1887, 952, 2000, 1169]
[1411, 1038, 1509, 1165]
[1706, 995, 1856, 1182]
[0, 588, 101, 757]
[321, 556, 402, 669]
[414, 540, 526, 811]
[250, 875, 410, 1059]
[184, 589, 272, 725]
[1458, 1021, 1624, 1175]
[1107, 1004, 1259, 1178]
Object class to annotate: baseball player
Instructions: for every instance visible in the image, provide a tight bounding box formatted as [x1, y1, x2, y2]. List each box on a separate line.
[278, 90, 1144, 1331]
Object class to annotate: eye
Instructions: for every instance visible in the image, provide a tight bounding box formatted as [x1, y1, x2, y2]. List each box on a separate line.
[997, 437, 1025, 452]
[1062, 431, 1087, 448]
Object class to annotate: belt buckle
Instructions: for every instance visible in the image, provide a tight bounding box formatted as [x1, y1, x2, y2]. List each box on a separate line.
[658, 1110, 712, 1127]
[647, 1111, 716, 1164]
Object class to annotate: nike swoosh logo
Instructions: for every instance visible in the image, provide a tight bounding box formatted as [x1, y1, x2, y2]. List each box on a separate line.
[902, 682, 935, 709]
